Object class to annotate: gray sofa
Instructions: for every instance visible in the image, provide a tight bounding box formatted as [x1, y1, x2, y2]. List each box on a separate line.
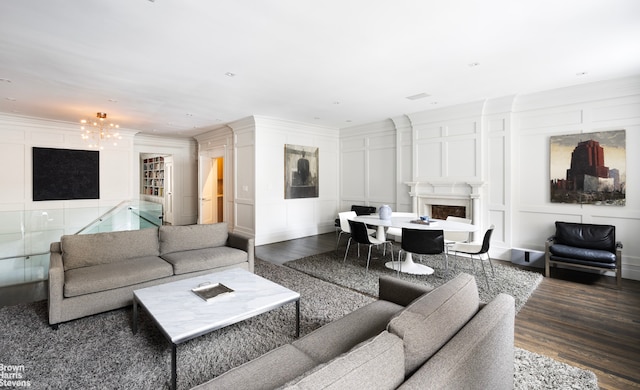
[193, 273, 515, 390]
[48, 223, 254, 326]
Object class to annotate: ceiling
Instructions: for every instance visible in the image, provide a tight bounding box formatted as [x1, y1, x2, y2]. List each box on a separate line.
[1, 1, 639, 138]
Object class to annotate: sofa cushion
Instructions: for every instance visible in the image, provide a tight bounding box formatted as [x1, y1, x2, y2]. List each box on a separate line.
[282, 331, 404, 390]
[61, 228, 160, 271]
[387, 273, 480, 377]
[64, 256, 173, 297]
[550, 244, 616, 263]
[161, 246, 248, 275]
[292, 300, 404, 363]
[159, 223, 228, 255]
[554, 221, 615, 252]
[191, 344, 317, 390]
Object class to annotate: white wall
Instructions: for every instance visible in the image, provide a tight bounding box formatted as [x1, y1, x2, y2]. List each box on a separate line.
[133, 134, 198, 226]
[227, 116, 340, 245]
[0, 113, 137, 233]
[0, 114, 138, 285]
[0, 113, 198, 251]
[340, 118, 401, 211]
[340, 76, 640, 281]
[512, 76, 640, 281]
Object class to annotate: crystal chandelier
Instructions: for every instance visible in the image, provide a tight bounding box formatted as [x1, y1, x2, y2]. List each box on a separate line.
[80, 112, 121, 149]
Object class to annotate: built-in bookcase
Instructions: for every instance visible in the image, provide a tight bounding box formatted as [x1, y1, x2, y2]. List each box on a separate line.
[142, 156, 164, 197]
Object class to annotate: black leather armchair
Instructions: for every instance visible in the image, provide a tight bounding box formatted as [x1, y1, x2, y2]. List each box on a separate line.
[545, 221, 622, 286]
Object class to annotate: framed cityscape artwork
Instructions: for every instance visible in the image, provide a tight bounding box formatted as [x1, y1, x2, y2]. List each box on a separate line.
[284, 144, 319, 199]
[549, 130, 625, 205]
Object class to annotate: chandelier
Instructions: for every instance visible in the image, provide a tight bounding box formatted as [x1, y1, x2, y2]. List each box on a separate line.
[80, 112, 121, 149]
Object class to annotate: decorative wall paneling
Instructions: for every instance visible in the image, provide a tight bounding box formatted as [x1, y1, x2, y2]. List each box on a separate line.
[228, 116, 339, 245]
[512, 76, 640, 280]
[339, 119, 399, 212]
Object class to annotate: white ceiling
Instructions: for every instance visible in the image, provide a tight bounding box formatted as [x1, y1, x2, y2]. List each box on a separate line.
[1, 0, 639, 138]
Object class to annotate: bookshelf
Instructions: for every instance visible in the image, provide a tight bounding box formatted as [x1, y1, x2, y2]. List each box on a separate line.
[142, 156, 164, 197]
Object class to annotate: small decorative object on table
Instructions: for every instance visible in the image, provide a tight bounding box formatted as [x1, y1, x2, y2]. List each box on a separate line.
[379, 204, 392, 220]
[191, 282, 234, 301]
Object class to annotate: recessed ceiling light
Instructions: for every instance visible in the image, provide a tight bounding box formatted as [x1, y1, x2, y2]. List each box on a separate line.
[431, 102, 438, 105]
[108, 99, 118, 103]
[406, 92, 430, 100]
[185, 113, 193, 117]
[5, 97, 16, 101]
[468, 62, 480, 67]
[576, 72, 588, 76]
[333, 101, 340, 105]
[0, 78, 11, 83]
[225, 72, 236, 77]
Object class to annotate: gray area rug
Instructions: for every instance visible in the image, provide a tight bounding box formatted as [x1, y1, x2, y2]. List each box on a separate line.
[0, 259, 597, 389]
[285, 249, 543, 312]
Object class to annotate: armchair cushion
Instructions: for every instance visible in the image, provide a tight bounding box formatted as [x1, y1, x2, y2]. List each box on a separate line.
[554, 222, 615, 252]
[550, 244, 616, 264]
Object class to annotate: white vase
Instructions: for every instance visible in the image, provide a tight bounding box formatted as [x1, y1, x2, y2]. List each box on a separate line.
[379, 205, 392, 220]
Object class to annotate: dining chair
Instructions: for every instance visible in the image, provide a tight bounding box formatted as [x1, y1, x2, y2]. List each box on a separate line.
[450, 225, 495, 289]
[336, 211, 375, 251]
[444, 216, 472, 245]
[344, 219, 393, 272]
[385, 212, 418, 241]
[397, 228, 445, 276]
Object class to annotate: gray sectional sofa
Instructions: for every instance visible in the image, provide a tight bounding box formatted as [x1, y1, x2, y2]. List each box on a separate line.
[193, 273, 515, 390]
[48, 223, 254, 326]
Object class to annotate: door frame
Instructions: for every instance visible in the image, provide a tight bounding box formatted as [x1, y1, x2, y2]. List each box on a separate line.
[198, 148, 225, 224]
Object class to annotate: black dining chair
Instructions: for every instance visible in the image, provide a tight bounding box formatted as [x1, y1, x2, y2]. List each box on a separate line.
[451, 225, 495, 289]
[344, 219, 393, 272]
[397, 228, 445, 276]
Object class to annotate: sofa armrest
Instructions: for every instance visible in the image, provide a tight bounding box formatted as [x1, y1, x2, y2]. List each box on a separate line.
[227, 232, 255, 272]
[48, 242, 64, 325]
[399, 293, 515, 390]
[378, 276, 433, 307]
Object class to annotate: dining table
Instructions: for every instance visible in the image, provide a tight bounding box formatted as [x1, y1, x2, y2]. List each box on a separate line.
[351, 213, 478, 275]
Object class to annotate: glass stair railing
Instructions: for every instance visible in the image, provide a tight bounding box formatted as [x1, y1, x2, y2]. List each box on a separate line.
[0, 200, 163, 288]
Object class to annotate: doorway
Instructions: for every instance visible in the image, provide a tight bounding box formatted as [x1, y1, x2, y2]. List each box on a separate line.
[163, 156, 174, 224]
[199, 155, 224, 224]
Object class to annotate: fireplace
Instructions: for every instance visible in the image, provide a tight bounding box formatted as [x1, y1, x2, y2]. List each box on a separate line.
[431, 205, 466, 220]
[405, 181, 484, 226]
[418, 195, 472, 220]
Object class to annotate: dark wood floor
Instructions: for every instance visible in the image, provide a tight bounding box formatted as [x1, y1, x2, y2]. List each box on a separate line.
[258, 233, 640, 390]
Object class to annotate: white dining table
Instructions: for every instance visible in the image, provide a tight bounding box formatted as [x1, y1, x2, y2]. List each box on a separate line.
[351, 214, 478, 275]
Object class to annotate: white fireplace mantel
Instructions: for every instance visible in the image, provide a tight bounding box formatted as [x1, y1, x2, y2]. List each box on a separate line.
[405, 181, 485, 226]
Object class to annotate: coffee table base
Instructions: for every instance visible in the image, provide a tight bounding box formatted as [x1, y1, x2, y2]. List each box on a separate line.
[131, 269, 301, 390]
[134, 297, 300, 390]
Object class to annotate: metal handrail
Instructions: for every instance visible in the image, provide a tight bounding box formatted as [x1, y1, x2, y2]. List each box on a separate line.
[0, 252, 50, 262]
[74, 200, 131, 235]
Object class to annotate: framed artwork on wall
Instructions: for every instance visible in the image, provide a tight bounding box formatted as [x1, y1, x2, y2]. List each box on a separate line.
[284, 144, 318, 199]
[549, 129, 625, 205]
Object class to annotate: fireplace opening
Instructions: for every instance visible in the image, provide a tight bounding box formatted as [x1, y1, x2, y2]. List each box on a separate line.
[431, 205, 466, 220]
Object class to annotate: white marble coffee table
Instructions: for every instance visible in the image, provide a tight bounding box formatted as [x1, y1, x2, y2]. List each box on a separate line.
[132, 268, 300, 390]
